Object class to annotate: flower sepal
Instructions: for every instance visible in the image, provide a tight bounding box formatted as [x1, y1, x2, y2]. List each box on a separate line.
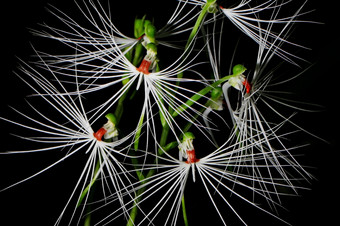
[103, 113, 119, 140]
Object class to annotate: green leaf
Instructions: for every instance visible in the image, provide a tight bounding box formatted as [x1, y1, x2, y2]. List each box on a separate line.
[134, 113, 145, 151]
[77, 159, 101, 208]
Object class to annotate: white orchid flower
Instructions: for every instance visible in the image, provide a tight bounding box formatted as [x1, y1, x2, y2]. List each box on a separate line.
[0, 59, 140, 225]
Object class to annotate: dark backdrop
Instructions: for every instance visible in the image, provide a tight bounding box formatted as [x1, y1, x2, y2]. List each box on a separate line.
[0, 0, 338, 225]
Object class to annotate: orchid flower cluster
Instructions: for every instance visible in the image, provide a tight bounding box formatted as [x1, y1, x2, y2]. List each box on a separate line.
[1, 0, 320, 225]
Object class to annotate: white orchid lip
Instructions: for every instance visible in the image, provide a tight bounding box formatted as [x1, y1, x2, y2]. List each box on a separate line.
[103, 122, 119, 140]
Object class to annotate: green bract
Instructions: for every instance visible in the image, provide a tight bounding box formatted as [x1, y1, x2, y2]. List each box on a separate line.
[145, 23, 156, 43]
[146, 43, 157, 54]
[182, 132, 195, 142]
[105, 113, 117, 125]
[144, 19, 152, 29]
[207, 1, 218, 13]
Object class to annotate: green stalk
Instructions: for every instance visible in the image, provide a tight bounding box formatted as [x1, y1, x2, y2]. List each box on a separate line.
[134, 113, 145, 151]
[126, 201, 139, 226]
[77, 159, 102, 226]
[84, 213, 91, 226]
[126, 135, 178, 226]
[114, 40, 145, 125]
[185, 0, 217, 49]
[172, 74, 233, 118]
[114, 86, 130, 125]
[77, 159, 101, 208]
[132, 43, 144, 66]
[182, 195, 189, 226]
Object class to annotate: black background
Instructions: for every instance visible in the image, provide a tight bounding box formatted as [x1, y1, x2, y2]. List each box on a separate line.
[0, 0, 338, 225]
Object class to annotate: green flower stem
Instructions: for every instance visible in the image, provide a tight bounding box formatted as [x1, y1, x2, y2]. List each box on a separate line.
[131, 114, 147, 183]
[185, 0, 216, 49]
[126, 199, 139, 226]
[113, 44, 137, 125]
[78, 159, 102, 226]
[134, 113, 145, 151]
[178, 0, 216, 113]
[182, 195, 189, 226]
[114, 86, 130, 125]
[173, 64, 246, 119]
[133, 42, 144, 66]
[172, 74, 234, 118]
[77, 159, 101, 208]
[126, 138, 178, 226]
[160, 123, 170, 147]
[84, 213, 91, 226]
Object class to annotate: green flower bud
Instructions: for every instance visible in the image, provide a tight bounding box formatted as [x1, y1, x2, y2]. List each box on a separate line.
[144, 20, 152, 30]
[134, 16, 146, 38]
[232, 64, 247, 76]
[145, 23, 156, 43]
